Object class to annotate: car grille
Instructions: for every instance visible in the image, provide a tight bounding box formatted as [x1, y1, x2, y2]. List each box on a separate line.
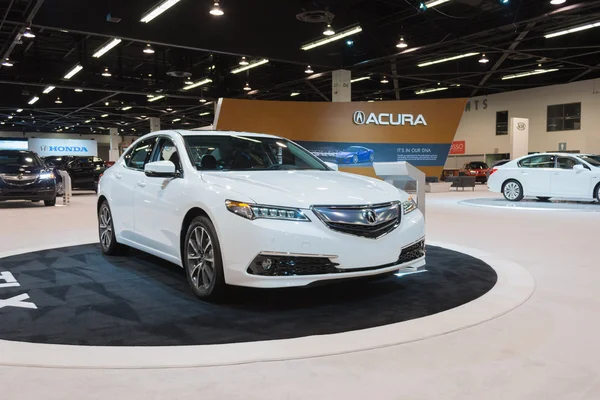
[311, 202, 401, 239]
[398, 239, 426, 264]
[0, 174, 38, 186]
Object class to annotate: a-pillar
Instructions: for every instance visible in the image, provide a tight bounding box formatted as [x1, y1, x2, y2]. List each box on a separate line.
[149, 117, 161, 132]
[108, 127, 121, 162]
[332, 69, 351, 102]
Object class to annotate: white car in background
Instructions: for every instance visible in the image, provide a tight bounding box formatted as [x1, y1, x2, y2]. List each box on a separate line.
[488, 152, 600, 202]
[97, 130, 425, 299]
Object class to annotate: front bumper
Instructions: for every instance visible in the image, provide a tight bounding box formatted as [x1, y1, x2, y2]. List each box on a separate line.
[216, 207, 426, 288]
[0, 181, 57, 201]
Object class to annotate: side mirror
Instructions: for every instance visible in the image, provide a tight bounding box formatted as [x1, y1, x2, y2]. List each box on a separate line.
[324, 161, 339, 171]
[145, 160, 177, 178]
[573, 164, 585, 172]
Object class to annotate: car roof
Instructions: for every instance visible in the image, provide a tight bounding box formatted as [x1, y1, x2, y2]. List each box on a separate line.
[175, 130, 282, 139]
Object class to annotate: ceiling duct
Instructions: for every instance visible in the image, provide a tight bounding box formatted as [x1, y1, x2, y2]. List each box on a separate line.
[296, 10, 335, 23]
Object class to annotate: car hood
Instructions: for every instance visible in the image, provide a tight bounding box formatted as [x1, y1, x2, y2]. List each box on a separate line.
[336, 152, 355, 158]
[200, 170, 404, 208]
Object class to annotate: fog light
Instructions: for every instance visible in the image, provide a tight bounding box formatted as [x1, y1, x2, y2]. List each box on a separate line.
[262, 258, 273, 270]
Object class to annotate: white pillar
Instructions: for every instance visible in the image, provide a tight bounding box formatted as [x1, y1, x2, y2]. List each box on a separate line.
[149, 117, 161, 132]
[332, 69, 351, 102]
[509, 117, 529, 159]
[108, 127, 121, 162]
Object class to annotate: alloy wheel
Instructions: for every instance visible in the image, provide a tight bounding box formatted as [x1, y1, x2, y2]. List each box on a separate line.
[504, 182, 520, 200]
[187, 227, 215, 291]
[99, 205, 112, 250]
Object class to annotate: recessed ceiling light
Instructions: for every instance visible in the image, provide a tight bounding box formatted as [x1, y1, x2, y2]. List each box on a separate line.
[148, 95, 165, 102]
[140, 0, 181, 23]
[415, 87, 448, 95]
[92, 38, 122, 58]
[305, 65, 314, 74]
[2, 58, 14, 67]
[302, 25, 362, 51]
[351, 76, 370, 83]
[417, 52, 479, 67]
[239, 57, 249, 66]
[210, 1, 224, 16]
[23, 27, 35, 38]
[231, 59, 269, 74]
[323, 24, 335, 36]
[396, 36, 408, 48]
[143, 44, 155, 54]
[64, 64, 83, 79]
[182, 78, 212, 90]
[43, 86, 55, 94]
[102, 68, 112, 77]
[28, 96, 39, 105]
[479, 54, 489, 63]
[55, 97, 62, 104]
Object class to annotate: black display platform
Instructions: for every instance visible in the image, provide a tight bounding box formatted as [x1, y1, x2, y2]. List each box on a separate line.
[0, 244, 497, 346]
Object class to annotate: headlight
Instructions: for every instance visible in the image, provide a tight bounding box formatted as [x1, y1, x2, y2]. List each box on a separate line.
[402, 197, 417, 214]
[225, 200, 310, 221]
[39, 172, 55, 180]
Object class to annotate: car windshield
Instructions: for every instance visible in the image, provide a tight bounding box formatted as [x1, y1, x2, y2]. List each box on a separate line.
[43, 156, 67, 167]
[579, 155, 600, 167]
[184, 135, 329, 171]
[0, 150, 43, 172]
[468, 162, 488, 169]
[344, 146, 363, 152]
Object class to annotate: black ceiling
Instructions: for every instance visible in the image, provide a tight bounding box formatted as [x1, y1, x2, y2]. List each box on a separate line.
[1, 0, 599, 136]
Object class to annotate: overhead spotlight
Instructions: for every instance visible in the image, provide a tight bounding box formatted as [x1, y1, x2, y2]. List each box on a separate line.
[2, 58, 14, 67]
[8, 115, 13, 119]
[64, 64, 83, 79]
[396, 36, 408, 48]
[380, 76, 389, 84]
[243, 82, 252, 91]
[16, 109, 23, 113]
[74, 88, 83, 92]
[92, 38, 122, 58]
[323, 24, 335, 36]
[55, 97, 63, 104]
[290, 92, 300, 97]
[28, 96, 39, 105]
[199, 98, 207, 103]
[346, 39, 354, 47]
[43, 86, 55, 94]
[210, 1, 224, 16]
[185, 77, 193, 85]
[143, 44, 155, 54]
[305, 65, 314, 74]
[550, 0, 566, 4]
[166, 107, 173, 111]
[102, 68, 112, 77]
[500, 0, 509, 4]
[23, 27, 36, 38]
[239, 57, 249, 66]
[479, 54, 489, 63]
[140, 0, 182, 23]
[418, 2, 428, 12]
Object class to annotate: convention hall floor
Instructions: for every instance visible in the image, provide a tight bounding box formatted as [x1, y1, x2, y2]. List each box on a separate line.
[1, 186, 598, 400]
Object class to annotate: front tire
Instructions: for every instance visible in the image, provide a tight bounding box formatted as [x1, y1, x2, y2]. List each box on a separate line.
[502, 180, 524, 202]
[352, 155, 358, 164]
[184, 216, 226, 300]
[44, 198, 56, 206]
[98, 201, 126, 255]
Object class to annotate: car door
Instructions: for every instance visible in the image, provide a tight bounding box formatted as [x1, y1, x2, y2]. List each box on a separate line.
[111, 137, 157, 242]
[517, 155, 555, 196]
[551, 156, 592, 197]
[133, 136, 187, 259]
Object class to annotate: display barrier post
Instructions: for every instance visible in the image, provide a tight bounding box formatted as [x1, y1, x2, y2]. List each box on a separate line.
[373, 162, 426, 218]
[59, 170, 72, 205]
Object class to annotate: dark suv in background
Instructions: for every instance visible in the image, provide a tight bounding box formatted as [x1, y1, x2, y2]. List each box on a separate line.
[0, 150, 57, 206]
[43, 156, 106, 194]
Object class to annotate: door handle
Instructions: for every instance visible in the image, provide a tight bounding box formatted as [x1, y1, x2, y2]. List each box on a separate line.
[115, 173, 122, 179]
[553, 172, 560, 175]
[137, 181, 146, 188]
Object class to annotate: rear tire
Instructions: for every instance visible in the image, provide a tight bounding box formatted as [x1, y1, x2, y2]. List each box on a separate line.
[44, 198, 56, 206]
[183, 216, 226, 300]
[502, 180, 524, 202]
[98, 201, 127, 255]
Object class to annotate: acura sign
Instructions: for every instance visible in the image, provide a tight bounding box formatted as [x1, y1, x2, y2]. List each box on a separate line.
[29, 138, 98, 157]
[353, 111, 427, 126]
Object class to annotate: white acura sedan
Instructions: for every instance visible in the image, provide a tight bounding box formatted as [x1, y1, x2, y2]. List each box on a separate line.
[97, 130, 426, 299]
[488, 152, 600, 202]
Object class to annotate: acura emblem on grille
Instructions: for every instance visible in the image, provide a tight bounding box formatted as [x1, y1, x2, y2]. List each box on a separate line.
[364, 209, 377, 224]
[17, 174, 23, 180]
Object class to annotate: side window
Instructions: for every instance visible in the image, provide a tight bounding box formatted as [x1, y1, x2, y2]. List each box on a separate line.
[557, 157, 580, 169]
[519, 155, 555, 168]
[152, 138, 182, 172]
[124, 138, 156, 170]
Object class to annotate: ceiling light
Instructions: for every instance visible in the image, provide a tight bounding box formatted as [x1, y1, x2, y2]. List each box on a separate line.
[102, 68, 112, 77]
[8, 115, 13, 119]
[28, 96, 39, 105]
[417, 52, 479, 67]
[92, 38, 122, 58]
[55, 97, 62, 104]
[367, 100, 375, 103]
[545, 21, 600, 38]
[43, 86, 55, 94]
[64, 64, 83, 79]
[425, 0, 451, 7]
[210, 2, 224, 16]
[302, 25, 362, 51]
[172, 118, 181, 122]
[143, 44, 155, 54]
[85, 120, 91, 123]
[231, 58, 269, 74]
[16, 109, 23, 113]
[183, 78, 212, 90]
[148, 95, 165, 102]
[290, 92, 300, 97]
[184, 78, 194, 85]
[415, 87, 448, 95]
[305, 65, 314, 74]
[105, 102, 109, 106]
[166, 107, 173, 111]
[243, 82, 252, 91]
[351, 76, 370, 83]
[141, 115, 147, 118]
[2, 58, 14, 67]
[380, 76, 389, 84]
[74, 88, 83, 92]
[23, 27, 35, 38]
[550, 0, 566, 4]
[479, 54, 489, 63]
[141, 0, 181, 23]
[239, 57, 249, 66]
[199, 112, 210, 116]
[396, 36, 408, 48]
[101, 114, 109, 118]
[501, 68, 559, 80]
[122, 106, 132, 111]
[323, 24, 335, 36]
[199, 98, 207, 103]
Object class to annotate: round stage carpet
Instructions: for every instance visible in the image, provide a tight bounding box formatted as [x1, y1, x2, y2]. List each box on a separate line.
[0, 244, 497, 346]
[459, 198, 600, 212]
